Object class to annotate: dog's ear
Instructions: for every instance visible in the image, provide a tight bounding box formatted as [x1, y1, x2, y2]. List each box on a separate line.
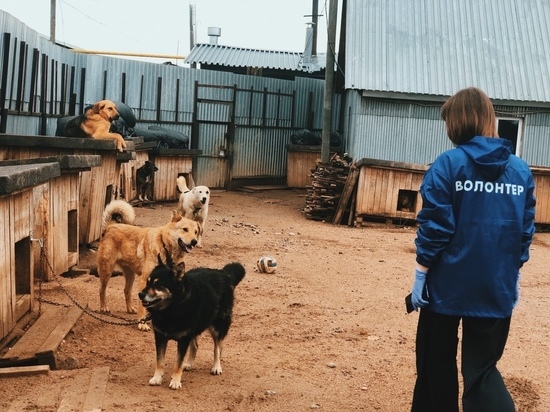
[158, 252, 175, 269]
[91, 102, 102, 114]
[173, 261, 185, 281]
[171, 210, 182, 222]
[165, 252, 174, 268]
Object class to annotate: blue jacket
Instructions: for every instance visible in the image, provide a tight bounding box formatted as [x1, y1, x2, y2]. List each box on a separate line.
[415, 136, 536, 317]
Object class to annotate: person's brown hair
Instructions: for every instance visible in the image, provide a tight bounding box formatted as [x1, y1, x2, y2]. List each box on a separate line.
[440, 87, 498, 145]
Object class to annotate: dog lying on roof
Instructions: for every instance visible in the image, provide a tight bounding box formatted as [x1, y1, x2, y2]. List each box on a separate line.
[63, 99, 127, 152]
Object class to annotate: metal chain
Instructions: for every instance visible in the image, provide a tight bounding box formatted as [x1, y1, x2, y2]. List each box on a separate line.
[37, 243, 150, 327]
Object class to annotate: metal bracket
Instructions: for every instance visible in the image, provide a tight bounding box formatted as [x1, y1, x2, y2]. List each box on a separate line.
[30, 230, 44, 248]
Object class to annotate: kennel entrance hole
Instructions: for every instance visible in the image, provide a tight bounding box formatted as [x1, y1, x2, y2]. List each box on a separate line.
[68, 209, 78, 253]
[397, 189, 418, 212]
[104, 184, 114, 207]
[15, 236, 32, 321]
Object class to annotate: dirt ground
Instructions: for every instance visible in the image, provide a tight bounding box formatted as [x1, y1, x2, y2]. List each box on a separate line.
[1, 188, 548, 411]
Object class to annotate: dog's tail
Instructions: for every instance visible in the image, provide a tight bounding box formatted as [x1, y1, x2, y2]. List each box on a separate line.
[101, 199, 136, 232]
[223, 262, 246, 288]
[176, 176, 189, 193]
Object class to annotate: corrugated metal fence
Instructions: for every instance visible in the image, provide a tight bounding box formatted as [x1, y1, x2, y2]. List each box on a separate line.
[0, 11, 340, 188]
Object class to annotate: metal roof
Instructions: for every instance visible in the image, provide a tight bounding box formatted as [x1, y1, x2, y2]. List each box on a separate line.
[184, 43, 326, 73]
[345, 0, 550, 104]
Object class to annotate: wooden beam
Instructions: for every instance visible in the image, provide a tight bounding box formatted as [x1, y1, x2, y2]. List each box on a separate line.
[0, 364, 50, 377]
[82, 366, 110, 412]
[333, 166, 359, 225]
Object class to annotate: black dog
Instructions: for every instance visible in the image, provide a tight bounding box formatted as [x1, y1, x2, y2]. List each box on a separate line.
[138, 257, 246, 390]
[135, 160, 158, 201]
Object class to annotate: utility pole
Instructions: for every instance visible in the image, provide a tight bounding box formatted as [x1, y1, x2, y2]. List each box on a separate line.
[321, 0, 338, 164]
[50, 0, 56, 43]
[312, 0, 319, 56]
[189, 3, 196, 50]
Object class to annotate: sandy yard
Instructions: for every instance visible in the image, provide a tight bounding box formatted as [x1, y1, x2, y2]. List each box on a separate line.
[0, 188, 548, 411]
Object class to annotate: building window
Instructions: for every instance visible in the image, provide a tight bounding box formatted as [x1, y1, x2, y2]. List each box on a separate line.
[497, 117, 523, 156]
[247, 67, 263, 76]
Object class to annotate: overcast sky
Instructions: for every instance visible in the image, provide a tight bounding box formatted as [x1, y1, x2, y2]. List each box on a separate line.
[1, 0, 331, 64]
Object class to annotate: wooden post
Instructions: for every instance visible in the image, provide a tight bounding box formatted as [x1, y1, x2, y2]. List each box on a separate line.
[321, 0, 338, 164]
[333, 166, 359, 225]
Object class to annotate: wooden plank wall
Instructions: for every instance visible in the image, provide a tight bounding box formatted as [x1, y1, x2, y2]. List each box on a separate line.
[356, 165, 550, 225]
[355, 166, 425, 221]
[12, 190, 33, 322]
[287, 150, 321, 188]
[0, 189, 34, 340]
[46, 174, 80, 279]
[151, 155, 193, 201]
[532, 168, 550, 224]
[31, 182, 48, 282]
[77, 153, 120, 245]
[0, 195, 14, 340]
[119, 151, 149, 202]
[0, 145, 64, 160]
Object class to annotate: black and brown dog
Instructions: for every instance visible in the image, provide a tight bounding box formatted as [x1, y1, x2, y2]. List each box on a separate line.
[139, 257, 245, 390]
[136, 161, 158, 201]
[63, 99, 127, 152]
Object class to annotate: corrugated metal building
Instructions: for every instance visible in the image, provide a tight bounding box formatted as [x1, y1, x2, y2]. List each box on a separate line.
[182, 39, 334, 187]
[185, 43, 327, 80]
[343, 0, 550, 167]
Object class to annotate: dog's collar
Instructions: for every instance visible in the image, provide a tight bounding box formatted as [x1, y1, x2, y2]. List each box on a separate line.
[184, 190, 190, 194]
[139, 313, 152, 324]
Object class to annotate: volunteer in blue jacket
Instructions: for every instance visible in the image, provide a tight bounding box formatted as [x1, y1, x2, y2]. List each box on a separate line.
[410, 87, 536, 412]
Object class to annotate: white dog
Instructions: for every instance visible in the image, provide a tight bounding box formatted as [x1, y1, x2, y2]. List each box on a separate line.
[176, 176, 210, 247]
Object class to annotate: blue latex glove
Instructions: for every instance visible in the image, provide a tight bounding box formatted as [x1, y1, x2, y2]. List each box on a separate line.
[411, 268, 429, 311]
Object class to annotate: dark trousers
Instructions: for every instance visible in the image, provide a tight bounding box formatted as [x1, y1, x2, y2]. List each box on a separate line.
[411, 309, 515, 412]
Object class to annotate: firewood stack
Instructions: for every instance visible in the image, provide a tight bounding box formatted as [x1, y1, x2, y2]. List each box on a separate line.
[304, 153, 354, 221]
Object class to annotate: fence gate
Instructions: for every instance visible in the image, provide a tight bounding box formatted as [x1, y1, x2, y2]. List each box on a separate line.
[191, 82, 236, 189]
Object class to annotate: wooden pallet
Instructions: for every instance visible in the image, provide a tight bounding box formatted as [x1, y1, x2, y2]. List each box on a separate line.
[354, 214, 419, 227]
[3, 366, 110, 412]
[1, 306, 83, 370]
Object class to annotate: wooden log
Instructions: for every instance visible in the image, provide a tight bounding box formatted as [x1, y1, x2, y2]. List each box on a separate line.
[304, 159, 352, 221]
